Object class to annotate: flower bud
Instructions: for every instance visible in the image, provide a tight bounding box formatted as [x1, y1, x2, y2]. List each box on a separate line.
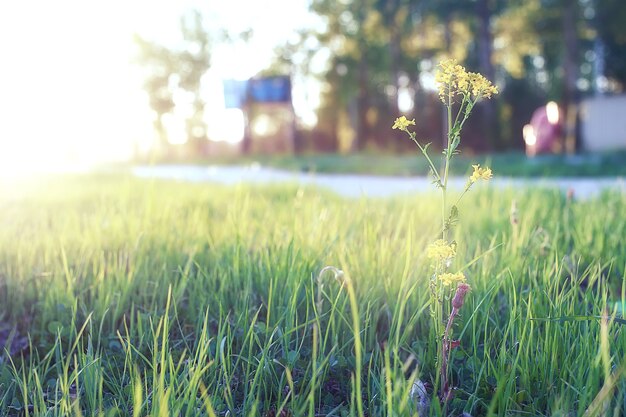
[452, 283, 471, 309]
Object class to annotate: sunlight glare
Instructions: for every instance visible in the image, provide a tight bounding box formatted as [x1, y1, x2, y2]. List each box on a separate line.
[0, 0, 315, 176]
[546, 101, 560, 125]
[0, 0, 172, 175]
[206, 109, 245, 143]
[523, 124, 537, 146]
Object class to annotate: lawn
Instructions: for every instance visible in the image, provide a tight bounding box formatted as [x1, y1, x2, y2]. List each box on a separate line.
[171, 150, 626, 178]
[0, 175, 625, 416]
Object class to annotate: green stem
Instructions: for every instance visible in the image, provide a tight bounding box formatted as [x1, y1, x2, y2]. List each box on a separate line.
[453, 183, 473, 208]
[457, 97, 479, 133]
[442, 93, 453, 241]
[443, 96, 480, 228]
[452, 95, 467, 133]
[407, 132, 442, 185]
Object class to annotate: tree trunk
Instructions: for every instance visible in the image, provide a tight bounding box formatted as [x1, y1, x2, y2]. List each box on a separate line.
[562, 0, 579, 154]
[390, 27, 404, 149]
[153, 115, 169, 159]
[355, 3, 370, 152]
[386, 0, 401, 117]
[353, 30, 370, 151]
[355, 53, 369, 151]
[476, 0, 498, 150]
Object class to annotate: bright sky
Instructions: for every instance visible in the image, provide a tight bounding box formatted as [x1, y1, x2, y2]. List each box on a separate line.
[0, 0, 316, 175]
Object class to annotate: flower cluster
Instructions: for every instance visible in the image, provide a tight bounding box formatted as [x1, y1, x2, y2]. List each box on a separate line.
[435, 59, 468, 102]
[470, 164, 493, 183]
[392, 116, 416, 131]
[435, 58, 498, 103]
[426, 239, 456, 262]
[439, 272, 467, 287]
[468, 72, 499, 99]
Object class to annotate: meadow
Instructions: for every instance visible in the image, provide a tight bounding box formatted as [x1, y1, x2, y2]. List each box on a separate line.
[0, 175, 625, 416]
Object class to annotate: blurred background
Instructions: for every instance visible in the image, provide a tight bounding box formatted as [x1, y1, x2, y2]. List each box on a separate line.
[1, 0, 625, 175]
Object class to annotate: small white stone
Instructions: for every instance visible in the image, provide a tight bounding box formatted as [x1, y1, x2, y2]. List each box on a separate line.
[410, 379, 430, 416]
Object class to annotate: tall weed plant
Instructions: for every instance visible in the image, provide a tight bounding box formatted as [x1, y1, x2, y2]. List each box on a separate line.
[393, 58, 497, 411]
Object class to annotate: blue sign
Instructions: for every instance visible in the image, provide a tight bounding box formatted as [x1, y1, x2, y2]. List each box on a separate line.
[248, 76, 291, 103]
[223, 76, 292, 108]
[223, 79, 249, 109]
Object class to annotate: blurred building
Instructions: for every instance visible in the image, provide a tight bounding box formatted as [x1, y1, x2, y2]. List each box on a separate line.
[579, 95, 626, 152]
[223, 76, 296, 154]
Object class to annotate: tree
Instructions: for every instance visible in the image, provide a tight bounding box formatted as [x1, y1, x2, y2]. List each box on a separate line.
[474, 0, 498, 148]
[594, 0, 626, 90]
[133, 35, 178, 152]
[303, 0, 622, 153]
[134, 9, 211, 156]
[178, 10, 211, 153]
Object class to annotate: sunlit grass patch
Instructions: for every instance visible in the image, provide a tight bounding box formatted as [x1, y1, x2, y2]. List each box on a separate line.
[0, 175, 624, 416]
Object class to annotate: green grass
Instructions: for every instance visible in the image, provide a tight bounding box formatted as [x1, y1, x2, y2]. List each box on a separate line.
[0, 175, 625, 416]
[162, 150, 626, 178]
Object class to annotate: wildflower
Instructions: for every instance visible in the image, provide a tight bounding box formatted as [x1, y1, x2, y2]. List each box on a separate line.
[427, 239, 456, 261]
[439, 272, 466, 287]
[451, 283, 472, 309]
[392, 116, 416, 131]
[468, 72, 499, 99]
[435, 59, 498, 103]
[435, 59, 469, 102]
[435, 60, 455, 97]
[470, 164, 492, 183]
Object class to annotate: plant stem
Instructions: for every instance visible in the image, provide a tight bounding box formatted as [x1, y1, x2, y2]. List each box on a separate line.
[441, 306, 459, 401]
[442, 94, 453, 241]
[408, 133, 441, 185]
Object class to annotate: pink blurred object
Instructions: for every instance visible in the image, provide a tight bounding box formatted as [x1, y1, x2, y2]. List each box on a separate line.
[522, 101, 563, 156]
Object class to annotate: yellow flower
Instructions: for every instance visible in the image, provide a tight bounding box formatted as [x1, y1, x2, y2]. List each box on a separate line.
[435, 59, 471, 102]
[426, 239, 456, 261]
[470, 164, 493, 183]
[439, 272, 467, 287]
[435, 59, 498, 102]
[456, 69, 469, 92]
[392, 116, 416, 131]
[468, 72, 499, 99]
